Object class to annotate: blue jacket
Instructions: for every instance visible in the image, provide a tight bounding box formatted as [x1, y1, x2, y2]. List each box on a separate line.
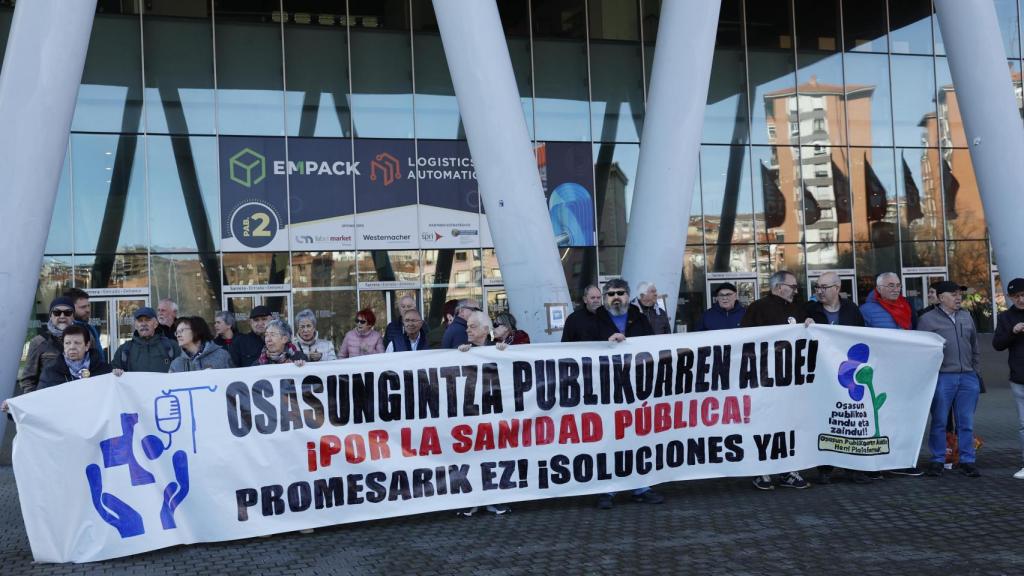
[75, 319, 104, 359]
[860, 290, 915, 330]
[442, 316, 469, 349]
[696, 303, 746, 331]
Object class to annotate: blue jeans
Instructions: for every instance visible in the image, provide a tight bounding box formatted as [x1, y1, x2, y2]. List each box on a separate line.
[928, 372, 981, 464]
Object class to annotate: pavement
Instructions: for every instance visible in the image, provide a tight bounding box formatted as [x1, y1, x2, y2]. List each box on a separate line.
[1, 335, 1022, 575]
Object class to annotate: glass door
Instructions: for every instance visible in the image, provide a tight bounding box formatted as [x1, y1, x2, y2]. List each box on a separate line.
[484, 285, 507, 315]
[807, 272, 859, 304]
[90, 296, 149, 362]
[902, 272, 946, 315]
[224, 292, 292, 333]
[706, 276, 758, 308]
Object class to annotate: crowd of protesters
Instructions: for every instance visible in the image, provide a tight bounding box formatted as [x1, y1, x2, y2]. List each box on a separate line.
[9, 269, 1024, 513]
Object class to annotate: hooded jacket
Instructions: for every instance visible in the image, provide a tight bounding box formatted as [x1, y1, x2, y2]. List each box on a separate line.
[169, 341, 235, 373]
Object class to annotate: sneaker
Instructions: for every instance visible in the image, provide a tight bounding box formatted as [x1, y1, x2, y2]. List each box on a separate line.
[1014, 467, 1024, 480]
[456, 507, 479, 517]
[780, 471, 809, 489]
[924, 462, 943, 477]
[486, 504, 511, 515]
[596, 494, 614, 510]
[888, 467, 924, 477]
[631, 490, 665, 504]
[752, 475, 774, 490]
[816, 471, 832, 485]
[850, 471, 873, 485]
[959, 463, 980, 477]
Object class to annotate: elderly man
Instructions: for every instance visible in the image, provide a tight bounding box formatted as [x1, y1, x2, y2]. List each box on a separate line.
[918, 281, 982, 478]
[19, 296, 77, 393]
[111, 307, 180, 375]
[442, 298, 481, 349]
[155, 298, 179, 339]
[386, 309, 430, 352]
[631, 281, 671, 335]
[860, 272, 914, 329]
[994, 277, 1024, 479]
[63, 287, 104, 358]
[562, 285, 604, 342]
[228, 305, 270, 369]
[384, 295, 425, 349]
[741, 271, 812, 490]
[697, 282, 746, 331]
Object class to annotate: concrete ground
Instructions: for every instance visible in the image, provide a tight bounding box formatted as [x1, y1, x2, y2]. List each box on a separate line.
[0, 335, 1022, 575]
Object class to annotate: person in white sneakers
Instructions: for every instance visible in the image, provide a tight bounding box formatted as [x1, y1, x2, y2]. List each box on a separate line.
[994, 277, 1024, 480]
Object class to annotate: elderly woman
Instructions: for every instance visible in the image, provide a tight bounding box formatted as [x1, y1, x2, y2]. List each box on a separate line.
[338, 309, 384, 358]
[254, 319, 307, 366]
[492, 311, 531, 345]
[213, 310, 236, 348]
[37, 325, 112, 389]
[294, 308, 337, 362]
[170, 316, 234, 372]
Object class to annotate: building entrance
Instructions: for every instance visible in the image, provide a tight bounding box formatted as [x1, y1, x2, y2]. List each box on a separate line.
[86, 289, 150, 362]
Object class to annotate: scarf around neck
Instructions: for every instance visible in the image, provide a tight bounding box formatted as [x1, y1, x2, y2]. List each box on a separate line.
[65, 353, 91, 379]
[874, 289, 913, 329]
[47, 320, 65, 338]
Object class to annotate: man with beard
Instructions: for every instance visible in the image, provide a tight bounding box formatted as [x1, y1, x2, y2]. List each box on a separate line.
[19, 296, 77, 393]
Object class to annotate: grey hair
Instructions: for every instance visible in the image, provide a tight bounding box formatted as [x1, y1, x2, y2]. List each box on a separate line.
[768, 271, 794, 290]
[295, 308, 317, 327]
[159, 298, 178, 313]
[635, 281, 652, 295]
[876, 272, 900, 286]
[604, 277, 630, 295]
[214, 310, 236, 329]
[467, 310, 493, 332]
[493, 311, 518, 331]
[583, 284, 601, 297]
[266, 319, 293, 340]
[456, 298, 480, 312]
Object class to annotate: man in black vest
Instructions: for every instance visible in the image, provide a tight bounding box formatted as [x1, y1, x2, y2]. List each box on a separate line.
[386, 309, 429, 352]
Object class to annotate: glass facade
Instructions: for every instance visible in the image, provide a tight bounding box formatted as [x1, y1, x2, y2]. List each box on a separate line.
[2, 0, 1019, 341]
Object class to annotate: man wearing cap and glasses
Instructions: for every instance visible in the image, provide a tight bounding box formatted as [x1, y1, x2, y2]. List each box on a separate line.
[18, 296, 78, 393]
[993, 277, 1024, 479]
[228, 305, 272, 369]
[696, 282, 746, 331]
[111, 306, 180, 375]
[442, 298, 481, 349]
[917, 280, 982, 477]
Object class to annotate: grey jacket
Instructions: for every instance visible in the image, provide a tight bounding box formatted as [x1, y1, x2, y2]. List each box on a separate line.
[169, 341, 234, 373]
[916, 307, 980, 373]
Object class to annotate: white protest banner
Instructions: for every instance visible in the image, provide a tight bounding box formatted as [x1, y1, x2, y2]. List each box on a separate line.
[9, 325, 943, 563]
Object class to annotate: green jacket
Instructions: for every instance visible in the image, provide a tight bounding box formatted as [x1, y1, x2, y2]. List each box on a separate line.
[112, 334, 180, 373]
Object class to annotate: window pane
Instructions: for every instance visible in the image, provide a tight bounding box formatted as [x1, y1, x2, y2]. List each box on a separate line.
[46, 148, 73, 255]
[561, 247, 597, 297]
[283, 2, 350, 138]
[292, 251, 357, 288]
[896, 147, 943, 242]
[148, 136, 220, 252]
[843, 0, 887, 53]
[151, 253, 220, 320]
[73, 9, 144, 133]
[802, 146, 849, 250]
[412, 6, 462, 140]
[844, 52, 893, 147]
[901, 241, 946, 268]
[678, 243, 706, 332]
[532, 0, 590, 142]
[855, 241, 900, 302]
[422, 249, 480, 286]
[143, 3, 215, 135]
[704, 0, 748, 145]
[215, 5, 285, 136]
[356, 250, 421, 284]
[594, 143, 639, 255]
[350, 2, 414, 139]
[222, 252, 290, 286]
[293, 288, 356, 347]
[72, 134, 147, 253]
[943, 149, 986, 240]
[705, 244, 755, 274]
[849, 147, 897, 246]
[795, 51, 847, 147]
[890, 55, 937, 147]
[794, 0, 840, 53]
[700, 145, 755, 249]
[889, 0, 934, 55]
[589, 37, 644, 143]
[948, 240, 994, 331]
[806, 242, 854, 271]
[73, 253, 150, 289]
[995, 0, 1021, 58]
[751, 145, 802, 244]
[757, 244, 807, 301]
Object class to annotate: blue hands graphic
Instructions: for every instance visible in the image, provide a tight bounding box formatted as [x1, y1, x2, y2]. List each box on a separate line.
[85, 463, 145, 538]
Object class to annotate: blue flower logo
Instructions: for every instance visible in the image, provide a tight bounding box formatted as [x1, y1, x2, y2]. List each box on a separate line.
[836, 343, 887, 437]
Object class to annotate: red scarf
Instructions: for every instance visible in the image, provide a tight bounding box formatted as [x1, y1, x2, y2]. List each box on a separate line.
[874, 289, 912, 329]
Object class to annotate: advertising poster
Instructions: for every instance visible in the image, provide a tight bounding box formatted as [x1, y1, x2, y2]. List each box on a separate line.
[353, 139, 420, 250]
[219, 137, 289, 251]
[286, 137, 357, 250]
[414, 139, 483, 249]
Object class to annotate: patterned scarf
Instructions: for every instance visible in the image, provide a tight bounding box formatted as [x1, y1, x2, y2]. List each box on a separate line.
[258, 342, 300, 365]
[65, 353, 91, 379]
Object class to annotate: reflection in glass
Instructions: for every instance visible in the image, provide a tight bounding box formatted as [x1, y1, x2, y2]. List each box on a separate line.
[805, 242, 854, 271]
[942, 149, 986, 241]
[350, 2, 414, 139]
[293, 288, 356, 348]
[848, 147, 897, 247]
[700, 145, 754, 250]
[74, 254, 150, 290]
[757, 244, 807, 301]
[143, 5, 215, 135]
[751, 145, 801, 244]
[704, 244, 755, 274]
[795, 51, 847, 147]
[151, 253, 220, 322]
[794, 0, 839, 53]
[413, 26, 462, 139]
[995, 0, 1022, 58]
[291, 251, 357, 288]
[222, 252, 291, 286]
[897, 147, 943, 242]
[283, 4, 351, 138]
[356, 251, 421, 284]
[678, 244, 706, 332]
[589, 37, 644, 143]
[594, 143, 639, 252]
[560, 247, 597, 299]
[843, 0, 887, 53]
[481, 249, 502, 284]
[901, 241, 946, 269]
[889, 0, 934, 55]
[215, 7, 286, 136]
[948, 240, 993, 331]
[72, 134, 147, 254]
[46, 149, 73, 255]
[704, 44, 749, 145]
[422, 249, 480, 286]
[73, 11, 143, 133]
[890, 55, 937, 147]
[147, 136, 220, 252]
[843, 53, 892, 147]
[533, 39, 590, 141]
[748, 49, 797, 146]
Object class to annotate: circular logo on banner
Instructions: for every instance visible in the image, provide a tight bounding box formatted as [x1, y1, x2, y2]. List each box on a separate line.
[229, 201, 280, 248]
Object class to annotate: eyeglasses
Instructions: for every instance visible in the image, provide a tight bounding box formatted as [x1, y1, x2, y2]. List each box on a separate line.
[605, 290, 626, 297]
[881, 283, 901, 289]
[403, 318, 423, 324]
[51, 309, 74, 317]
[814, 284, 838, 291]
[355, 319, 368, 325]
[781, 284, 799, 291]
[493, 323, 506, 329]
[174, 326, 191, 336]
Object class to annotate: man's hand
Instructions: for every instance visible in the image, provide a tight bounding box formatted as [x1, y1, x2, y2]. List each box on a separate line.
[608, 333, 625, 343]
[804, 318, 815, 327]
[1013, 322, 1024, 334]
[1, 400, 8, 413]
[458, 344, 472, 352]
[113, 368, 124, 377]
[293, 359, 306, 368]
[495, 342, 508, 351]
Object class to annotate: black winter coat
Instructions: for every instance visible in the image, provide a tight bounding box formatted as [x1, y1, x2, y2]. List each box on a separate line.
[993, 306, 1024, 384]
[805, 299, 865, 327]
[37, 349, 112, 390]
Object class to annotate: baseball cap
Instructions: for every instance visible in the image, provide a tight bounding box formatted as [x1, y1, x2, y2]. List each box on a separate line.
[250, 305, 272, 319]
[714, 282, 737, 295]
[933, 281, 966, 296]
[1007, 277, 1024, 295]
[133, 306, 157, 319]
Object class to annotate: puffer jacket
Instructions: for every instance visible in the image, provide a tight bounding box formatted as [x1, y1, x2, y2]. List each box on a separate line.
[860, 290, 915, 329]
[169, 341, 234, 373]
[295, 335, 337, 362]
[338, 329, 384, 358]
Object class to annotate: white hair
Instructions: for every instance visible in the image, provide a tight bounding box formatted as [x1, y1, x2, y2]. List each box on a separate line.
[875, 272, 900, 286]
[159, 298, 179, 313]
[467, 310, 493, 332]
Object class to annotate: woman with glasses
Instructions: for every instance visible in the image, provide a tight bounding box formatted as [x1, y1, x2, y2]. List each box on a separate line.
[254, 319, 307, 366]
[338, 309, 384, 358]
[492, 311, 530, 345]
[169, 316, 234, 373]
[294, 308, 337, 362]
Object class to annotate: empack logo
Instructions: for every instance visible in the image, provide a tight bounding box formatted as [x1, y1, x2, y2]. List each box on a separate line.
[818, 343, 891, 456]
[229, 148, 266, 188]
[370, 152, 401, 186]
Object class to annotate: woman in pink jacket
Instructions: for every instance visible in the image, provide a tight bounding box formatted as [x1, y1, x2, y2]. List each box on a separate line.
[338, 308, 384, 358]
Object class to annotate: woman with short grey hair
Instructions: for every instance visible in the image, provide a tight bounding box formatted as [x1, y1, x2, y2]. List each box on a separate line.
[254, 319, 307, 366]
[213, 310, 236, 348]
[294, 308, 337, 362]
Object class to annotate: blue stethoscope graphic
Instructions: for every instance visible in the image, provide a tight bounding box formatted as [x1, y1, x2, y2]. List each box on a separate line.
[153, 386, 217, 454]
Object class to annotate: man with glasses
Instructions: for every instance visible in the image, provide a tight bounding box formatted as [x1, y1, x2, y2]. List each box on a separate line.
[384, 295, 426, 350]
[741, 271, 812, 490]
[442, 298, 481, 349]
[19, 296, 77, 393]
[994, 278, 1024, 479]
[562, 285, 604, 342]
[860, 272, 915, 330]
[696, 282, 746, 331]
[386, 309, 429, 352]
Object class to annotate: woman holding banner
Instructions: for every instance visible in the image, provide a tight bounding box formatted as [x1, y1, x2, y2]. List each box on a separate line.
[338, 309, 384, 358]
[254, 320, 307, 367]
[169, 317, 234, 373]
[492, 311, 530, 345]
[294, 309, 337, 362]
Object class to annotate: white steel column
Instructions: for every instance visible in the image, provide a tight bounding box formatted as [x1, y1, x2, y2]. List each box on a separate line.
[934, 0, 1024, 289]
[621, 0, 721, 326]
[432, 0, 571, 341]
[0, 0, 97, 438]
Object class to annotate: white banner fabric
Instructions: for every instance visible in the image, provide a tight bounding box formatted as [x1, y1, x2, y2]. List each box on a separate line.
[9, 325, 944, 563]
